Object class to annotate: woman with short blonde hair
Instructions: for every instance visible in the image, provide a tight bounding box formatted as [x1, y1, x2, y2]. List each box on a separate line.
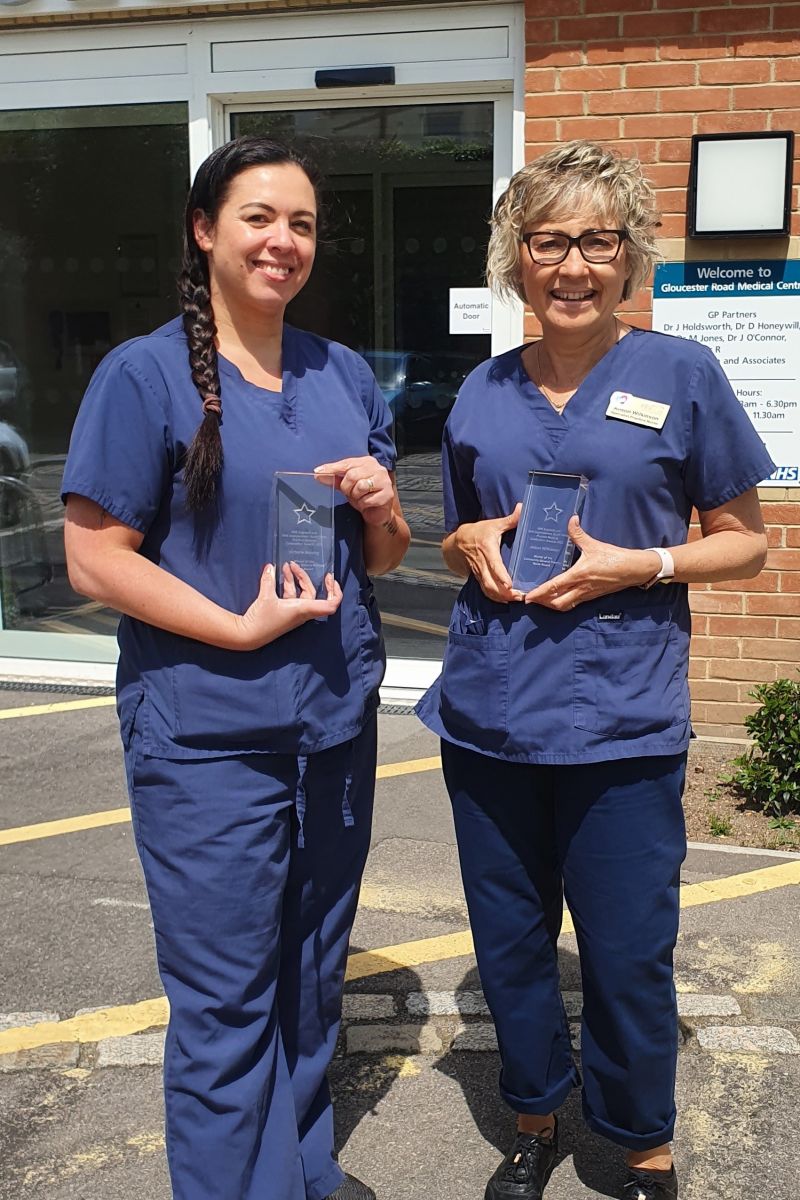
[417, 140, 772, 1200]
[488, 140, 660, 305]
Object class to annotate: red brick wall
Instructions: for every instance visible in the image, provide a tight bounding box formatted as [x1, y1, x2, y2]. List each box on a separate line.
[524, 0, 800, 736]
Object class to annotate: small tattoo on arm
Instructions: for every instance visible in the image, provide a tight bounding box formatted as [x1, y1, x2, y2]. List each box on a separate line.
[382, 517, 398, 537]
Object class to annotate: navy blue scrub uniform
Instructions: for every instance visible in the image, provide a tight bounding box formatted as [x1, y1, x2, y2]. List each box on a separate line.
[62, 317, 396, 1200]
[416, 329, 774, 1149]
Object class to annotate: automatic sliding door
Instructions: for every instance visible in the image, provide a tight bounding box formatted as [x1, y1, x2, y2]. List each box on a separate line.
[232, 102, 494, 660]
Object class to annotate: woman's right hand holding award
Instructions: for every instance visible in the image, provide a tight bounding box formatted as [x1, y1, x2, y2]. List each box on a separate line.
[451, 504, 523, 603]
[234, 562, 342, 651]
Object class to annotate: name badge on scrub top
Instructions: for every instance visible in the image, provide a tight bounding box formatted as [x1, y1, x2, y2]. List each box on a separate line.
[606, 390, 671, 430]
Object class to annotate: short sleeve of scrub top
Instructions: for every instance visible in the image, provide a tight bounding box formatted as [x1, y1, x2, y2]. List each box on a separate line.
[62, 346, 174, 536]
[442, 422, 481, 532]
[355, 355, 397, 472]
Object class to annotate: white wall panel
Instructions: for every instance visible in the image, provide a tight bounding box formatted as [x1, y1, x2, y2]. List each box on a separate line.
[211, 26, 508, 74]
[0, 42, 186, 84]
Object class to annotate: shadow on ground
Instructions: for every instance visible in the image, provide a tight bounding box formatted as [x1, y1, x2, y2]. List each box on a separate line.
[432, 955, 628, 1200]
[333, 958, 426, 1156]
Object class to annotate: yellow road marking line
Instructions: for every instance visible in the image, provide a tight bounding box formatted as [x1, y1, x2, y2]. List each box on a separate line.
[0, 696, 116, 720]
[680, 859, 800, 907]
[0, 999, 169, 1055]
[1, 861, 797, 1055]
[376, 755, 441, 779]
[0, 808, 131, 848]
[0, 757, 444, 848]
[346, 931, 476, 980]
[347, 911, 576, 978]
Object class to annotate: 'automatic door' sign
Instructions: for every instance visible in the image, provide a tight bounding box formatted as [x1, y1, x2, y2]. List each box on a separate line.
[653, 260, 800, 485]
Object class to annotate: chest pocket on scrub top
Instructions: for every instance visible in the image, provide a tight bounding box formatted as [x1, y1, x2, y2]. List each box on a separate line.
[439, 607, 510, 743]
[573, 609, 688, 739]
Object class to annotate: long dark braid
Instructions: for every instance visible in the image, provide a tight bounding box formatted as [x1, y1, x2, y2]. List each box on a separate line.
[179, 243, 223, 512]
[178, 136, 323, 511]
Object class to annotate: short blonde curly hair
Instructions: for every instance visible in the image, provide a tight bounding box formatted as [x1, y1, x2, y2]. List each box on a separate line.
[487, 141, 661, 304]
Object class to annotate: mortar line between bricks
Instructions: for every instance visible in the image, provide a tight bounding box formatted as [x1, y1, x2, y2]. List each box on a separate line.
[1, 860, 798, 1056]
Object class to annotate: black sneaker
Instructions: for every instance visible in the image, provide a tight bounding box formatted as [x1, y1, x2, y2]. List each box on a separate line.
[623, 1165, 678, 1200]
[325, 1175, 376, 1200]
[484, 1120, 558, 1200]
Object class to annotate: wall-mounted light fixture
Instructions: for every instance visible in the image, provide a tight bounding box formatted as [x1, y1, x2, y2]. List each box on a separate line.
[688, 131, 794, 238]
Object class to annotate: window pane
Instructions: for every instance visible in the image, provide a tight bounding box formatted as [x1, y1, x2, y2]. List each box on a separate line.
[0, 103, 188, 636]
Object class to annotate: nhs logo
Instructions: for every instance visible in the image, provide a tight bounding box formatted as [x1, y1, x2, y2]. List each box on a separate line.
[770, 466, 800, 482]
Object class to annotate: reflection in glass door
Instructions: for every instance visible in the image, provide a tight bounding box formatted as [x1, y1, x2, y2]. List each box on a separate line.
[232, 103, 494, 661]
[0, 104, 189, 644]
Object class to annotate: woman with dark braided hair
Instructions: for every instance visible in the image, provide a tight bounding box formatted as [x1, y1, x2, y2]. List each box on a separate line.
[61, 136, 409, 1200]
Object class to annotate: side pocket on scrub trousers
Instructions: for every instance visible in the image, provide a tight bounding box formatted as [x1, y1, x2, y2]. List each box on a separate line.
[573, 623, 688, 738]
[439, 630, 510, 744]
[117, 684, 145, 752]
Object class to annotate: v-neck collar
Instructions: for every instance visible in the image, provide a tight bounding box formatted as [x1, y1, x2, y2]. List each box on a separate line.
[216, 323, 298, 405]
[514, 327, 646, 443]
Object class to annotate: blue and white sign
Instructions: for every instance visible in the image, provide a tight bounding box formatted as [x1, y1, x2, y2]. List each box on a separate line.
[652, 261, 800, 486]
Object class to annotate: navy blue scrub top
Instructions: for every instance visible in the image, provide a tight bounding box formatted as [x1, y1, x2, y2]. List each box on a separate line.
[416, 328, 775, 765]
[62, 317, 396, 759]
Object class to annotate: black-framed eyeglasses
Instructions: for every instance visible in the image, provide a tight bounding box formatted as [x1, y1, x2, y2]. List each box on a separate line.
[521, 229, 628, 265]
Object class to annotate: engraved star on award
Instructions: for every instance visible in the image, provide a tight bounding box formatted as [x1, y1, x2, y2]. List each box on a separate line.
[273, 471, 335, 599]
[508, 471, 589, 591]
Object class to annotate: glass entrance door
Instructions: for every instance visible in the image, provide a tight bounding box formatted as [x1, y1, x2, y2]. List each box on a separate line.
[0, 103, 189, 656]
[231, 102, 494, 662]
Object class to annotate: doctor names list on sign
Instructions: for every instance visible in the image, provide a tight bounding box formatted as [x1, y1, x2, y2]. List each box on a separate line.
[652, 261, 800, 486]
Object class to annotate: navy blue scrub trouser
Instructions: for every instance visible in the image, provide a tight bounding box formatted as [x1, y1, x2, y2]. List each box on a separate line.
[441, 742, 687, 1152]
[123, 716, 376, 1200]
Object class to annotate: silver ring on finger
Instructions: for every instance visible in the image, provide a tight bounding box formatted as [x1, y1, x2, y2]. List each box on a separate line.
[364, 476, 375, 493]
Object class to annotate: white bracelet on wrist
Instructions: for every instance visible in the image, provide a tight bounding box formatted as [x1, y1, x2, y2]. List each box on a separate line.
[640, 546, 675, 590]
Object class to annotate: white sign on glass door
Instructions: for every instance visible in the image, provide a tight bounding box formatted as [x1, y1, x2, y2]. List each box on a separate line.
[449, 288, 492, 335]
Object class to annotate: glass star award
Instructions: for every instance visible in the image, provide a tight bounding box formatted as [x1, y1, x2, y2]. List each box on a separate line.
[508, 471, 589, 591]
[273, 472, 335, 599]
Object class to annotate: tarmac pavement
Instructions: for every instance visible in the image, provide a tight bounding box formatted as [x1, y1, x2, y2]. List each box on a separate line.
[0, 690, 799, 1199]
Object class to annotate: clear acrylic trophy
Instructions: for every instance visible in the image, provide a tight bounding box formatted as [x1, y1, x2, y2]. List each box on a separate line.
[273, 472, 335, 599]
[508, 471, 589, 592]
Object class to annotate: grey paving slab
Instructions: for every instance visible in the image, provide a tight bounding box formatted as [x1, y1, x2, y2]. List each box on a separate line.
[696, 1025, 800, 1054]
[96, 1032, 166, 1068]
[676, 993, 741, 1017]
[342, 995, 397, 1021]
[407, 990, 489, 1016]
